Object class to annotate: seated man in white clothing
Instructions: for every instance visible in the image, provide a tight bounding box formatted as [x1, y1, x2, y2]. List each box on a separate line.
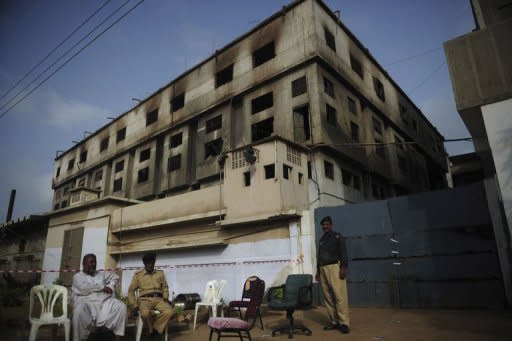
[72, 253, 127, 341]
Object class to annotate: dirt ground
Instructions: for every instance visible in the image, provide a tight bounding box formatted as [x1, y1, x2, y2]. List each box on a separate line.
[3, 304, 512, 341]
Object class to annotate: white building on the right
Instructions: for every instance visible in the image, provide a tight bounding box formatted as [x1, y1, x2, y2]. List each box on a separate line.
[444, 0, 512, 305]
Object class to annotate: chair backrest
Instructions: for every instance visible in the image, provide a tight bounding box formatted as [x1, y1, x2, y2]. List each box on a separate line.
[240, 275, 259, 300]
[29, 284, 68, 321]
[203, 279, 226, 304]
[244, 278, 265, 322]
[283, 274, 312, 306]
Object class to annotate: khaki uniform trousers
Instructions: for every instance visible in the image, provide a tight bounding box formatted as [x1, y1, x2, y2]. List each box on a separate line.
[139, 297, 174, 334]
[319, 263, 350, 326]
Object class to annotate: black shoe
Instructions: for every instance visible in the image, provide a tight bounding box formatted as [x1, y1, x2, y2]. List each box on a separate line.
[323, 323, 340, 330]
[339, 324, 350, 334]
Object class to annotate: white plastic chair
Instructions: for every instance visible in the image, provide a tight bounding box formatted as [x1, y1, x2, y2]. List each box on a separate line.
[193, 279, 227, 330]
[29, 284, 70, 341]
[135, 310, 169, 341]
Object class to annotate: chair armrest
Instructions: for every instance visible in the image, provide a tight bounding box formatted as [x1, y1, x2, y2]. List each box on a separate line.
[267, 285, 285, 303]
[298, 285, 312, 306]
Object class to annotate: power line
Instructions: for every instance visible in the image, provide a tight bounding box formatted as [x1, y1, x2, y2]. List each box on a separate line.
[0, 0, 134, 116]
[408, 61, 446, 95]
[0, 0, 114, 104]
[384, 47, 442, 67]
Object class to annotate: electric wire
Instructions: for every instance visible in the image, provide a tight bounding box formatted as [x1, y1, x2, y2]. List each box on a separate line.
[408, 61, 446, 95]
[384, 47, 442, 67]
[0, 0, 132, 115]
[0, 0, 144, 120]
[0, 0, 114, 104]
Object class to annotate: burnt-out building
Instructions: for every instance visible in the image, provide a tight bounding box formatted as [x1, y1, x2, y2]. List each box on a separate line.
[43, 0, 447, 297]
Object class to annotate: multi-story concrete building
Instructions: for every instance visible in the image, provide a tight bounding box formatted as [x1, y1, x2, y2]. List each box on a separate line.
[444, 0, 512, 305]
[42, 0, 447, 297]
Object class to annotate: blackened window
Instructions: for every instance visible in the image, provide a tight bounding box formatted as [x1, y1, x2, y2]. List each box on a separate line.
[353, 175, 361, 190]
[399, 104, 408, 125]
[372, 117, 383, 134]
[291, 76, 307, 97]
[140, 148, 151, 162]
[253, 41, 275, 67]
[395, 135, 405, 150]
[168, 154, 181, 172]
[80, 150, 87, 163]
[412, 119, 418, 131]
[373, 77, 385, 101]
[264, 164, 275, 179]
[171, 93, 185, 111]
[251, 117, 274, 142]
[68, 159, 75, 170]
[251, 92, 273, 114]
[100, 137, 109, 152]
[375, 138, 386, 158]
[307, 161, 311, 179]
[398, 155, 407, 173]
[115, 160, 124, 173]
[342, 169, 352, 186]
[137, 167, 149, 183]
[146, 109, 158, 126]
[116, 127, 126, 143]
[298, 172, 303, 184]
[350, 122, 359, 141]
[350, 55, 363, 79]
[54, 204, 59, 211]
[324, 77, 334, 98]
[283, 164, 292, 180]
[61, 200, 68, 209]
[95, 170, 103, 181]
[170, 132, 183, 148]
[204, 138, 223, 159]
[326, 104, 337, 126]
[293, 105, 310, 142]
[56, 167, 61, 177]
[244, 171, 251, 187]
[324, 161, 334, 180]
[348, 97, 357, 114]
[206, 115, 222, 133]
[324, 28, 336, 52]
[18, 239, 26, 253]
[113, 178, 123, 192]
[215, 64, 233, 87]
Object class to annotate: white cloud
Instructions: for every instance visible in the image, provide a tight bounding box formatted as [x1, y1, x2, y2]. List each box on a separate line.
[6, 87, 109, 132]
[46, 90, 107, 129]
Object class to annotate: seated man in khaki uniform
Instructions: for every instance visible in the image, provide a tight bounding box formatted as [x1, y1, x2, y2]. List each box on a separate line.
[128, 253, 174, 336]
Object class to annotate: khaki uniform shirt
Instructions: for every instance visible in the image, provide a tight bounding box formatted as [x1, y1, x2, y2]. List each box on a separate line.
[128, 269, 169, 307]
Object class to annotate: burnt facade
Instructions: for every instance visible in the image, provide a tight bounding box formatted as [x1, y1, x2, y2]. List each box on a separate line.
[51, 0, 447, 212]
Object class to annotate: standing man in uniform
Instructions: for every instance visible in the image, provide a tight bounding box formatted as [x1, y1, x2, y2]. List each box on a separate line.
[315, 216, 350, 334]
[128, 253, 174, 336]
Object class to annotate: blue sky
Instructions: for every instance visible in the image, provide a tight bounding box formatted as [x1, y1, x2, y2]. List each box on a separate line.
[0, 0, 475, 219]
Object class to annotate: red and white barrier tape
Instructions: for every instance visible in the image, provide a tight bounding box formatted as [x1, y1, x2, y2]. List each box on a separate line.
[0, 257, 303, 273]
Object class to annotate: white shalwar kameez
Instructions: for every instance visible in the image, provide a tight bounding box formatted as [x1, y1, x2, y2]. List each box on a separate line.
[72, 271, 127, 341]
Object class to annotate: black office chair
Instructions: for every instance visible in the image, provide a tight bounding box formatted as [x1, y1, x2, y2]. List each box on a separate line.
[268, 274, 313, 339]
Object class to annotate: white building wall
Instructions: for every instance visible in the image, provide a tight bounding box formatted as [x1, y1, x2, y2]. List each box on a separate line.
[118, 236, 295, 303]
[482, 98, 512, 236]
